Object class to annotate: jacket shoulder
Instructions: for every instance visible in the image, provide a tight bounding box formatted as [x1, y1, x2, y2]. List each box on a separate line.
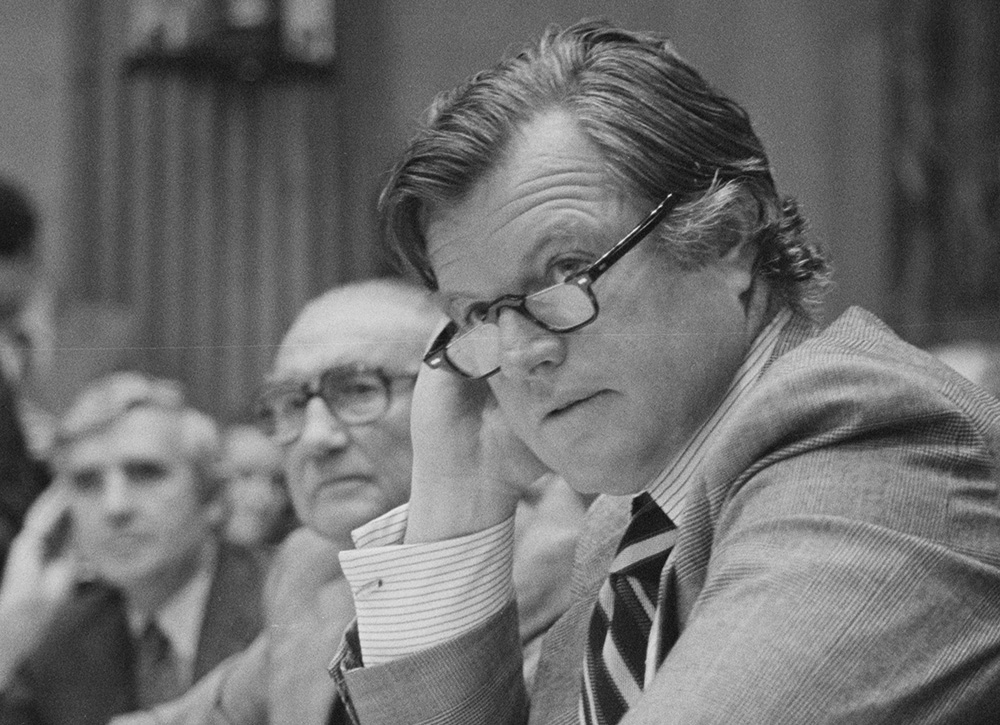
[742, 306, 1000, 463]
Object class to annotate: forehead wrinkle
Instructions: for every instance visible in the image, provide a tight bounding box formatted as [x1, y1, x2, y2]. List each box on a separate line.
[273, 295, 435, 381]
[496, 176, 610, 233]
[271, 332, 427, 383]
[429, 111, 632, 304]
[59, 409, 187, 472]
[429, 170, 613, 289]
[488, 137, 610, 223]
[430, 188, 624, 309]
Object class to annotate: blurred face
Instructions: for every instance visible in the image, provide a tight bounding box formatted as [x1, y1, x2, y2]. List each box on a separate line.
[59, 407, 216, 596]
[221, 429, 288, 546]
[270, 293, 427, 541]
[0, 257, 37, 382]
[425, 111, 756, 495]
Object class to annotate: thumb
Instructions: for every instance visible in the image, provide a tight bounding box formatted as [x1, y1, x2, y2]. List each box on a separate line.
[480, 396, 551, 494]
[40, 554, 78, 602]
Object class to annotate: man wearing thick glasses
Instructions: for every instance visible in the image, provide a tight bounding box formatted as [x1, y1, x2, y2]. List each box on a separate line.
[329, 19, 1000, 725]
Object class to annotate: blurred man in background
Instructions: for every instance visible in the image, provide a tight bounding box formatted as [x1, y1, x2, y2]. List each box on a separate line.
[0, 177, 50, 575]
[217, 424, 295, 550]
[0, 372, 265, 724]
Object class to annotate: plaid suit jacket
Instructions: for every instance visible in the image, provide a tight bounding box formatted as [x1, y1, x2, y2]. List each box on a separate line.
[333, 307, 1000, 724]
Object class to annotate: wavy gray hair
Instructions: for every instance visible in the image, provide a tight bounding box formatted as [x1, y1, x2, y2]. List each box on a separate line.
[54, 371, 221, 502]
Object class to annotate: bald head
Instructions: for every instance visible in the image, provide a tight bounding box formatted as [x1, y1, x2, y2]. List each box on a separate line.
[273, 278, 440, 381]
[266, 278, 440, 542]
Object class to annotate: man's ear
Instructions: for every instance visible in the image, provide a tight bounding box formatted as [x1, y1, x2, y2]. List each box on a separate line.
[718, 234, 758, 313]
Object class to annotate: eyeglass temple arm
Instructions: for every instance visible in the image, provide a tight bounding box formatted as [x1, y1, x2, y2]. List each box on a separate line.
[584, 193, 677, 282]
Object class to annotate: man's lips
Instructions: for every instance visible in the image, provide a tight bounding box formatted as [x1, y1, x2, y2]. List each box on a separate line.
[101, 531, 151, 553]
[315, 475, 372, 492]
[546, 391, 603, 418]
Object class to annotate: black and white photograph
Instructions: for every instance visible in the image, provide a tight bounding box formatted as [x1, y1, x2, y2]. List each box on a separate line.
[1, 1, 998, 723]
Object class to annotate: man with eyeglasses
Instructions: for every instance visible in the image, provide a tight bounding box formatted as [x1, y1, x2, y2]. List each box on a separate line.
[108, 278, 588, 725]
[327, 19, 1000, 725]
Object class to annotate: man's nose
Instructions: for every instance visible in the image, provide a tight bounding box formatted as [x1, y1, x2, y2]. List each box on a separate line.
[297, 396, 351, 451]
[496, 308, 566, 380]
[102, 470, 135, 519]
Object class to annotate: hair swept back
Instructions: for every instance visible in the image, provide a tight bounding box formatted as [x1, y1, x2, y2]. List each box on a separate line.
[380, 18, 830, 315]
[54, 371, 223, 503]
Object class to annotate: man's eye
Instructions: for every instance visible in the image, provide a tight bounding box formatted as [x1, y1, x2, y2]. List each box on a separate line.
[123, 461, 169, 484]
[269, 389, 308, 416]
[70, 470, 102, 493]
[345, 379, 380, 394]
[548, 256, 590, 284]
[463, 302, 492, 326]
[337, 377, 382, 400]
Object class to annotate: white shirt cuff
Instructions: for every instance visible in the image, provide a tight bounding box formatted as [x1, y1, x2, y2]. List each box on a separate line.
[339, 503, 516, 666]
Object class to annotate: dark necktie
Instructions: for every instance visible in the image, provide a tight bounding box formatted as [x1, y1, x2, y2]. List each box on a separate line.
[134, 619, 184, 708]
[580, 492, 678, 725]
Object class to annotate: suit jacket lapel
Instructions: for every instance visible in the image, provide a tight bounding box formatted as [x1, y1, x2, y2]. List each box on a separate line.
[629, 312, 822, 689]
[193, 544, 266, 680]
[530, 495, 630, 724]
[27, 583, 138, 723]
[531, 312, 821, 723]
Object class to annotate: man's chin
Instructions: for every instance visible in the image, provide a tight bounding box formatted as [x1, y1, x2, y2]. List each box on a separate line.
[91, 560, 156, 591]
[557, 456, 649, 498]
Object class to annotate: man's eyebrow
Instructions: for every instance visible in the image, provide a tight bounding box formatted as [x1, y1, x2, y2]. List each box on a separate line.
[122, 456, 167, 466]
[69, 465, 100, 477]
[266, 363, 384, 384]
[436, 233, 593, 316]
[67, 466, 102, 487]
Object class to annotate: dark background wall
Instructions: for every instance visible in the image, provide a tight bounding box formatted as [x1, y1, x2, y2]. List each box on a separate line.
[3, 0, 892, 422]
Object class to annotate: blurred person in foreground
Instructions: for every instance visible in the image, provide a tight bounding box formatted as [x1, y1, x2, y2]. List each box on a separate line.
[0, 372, 265, 724]
[326, 19, 1000, 725]
[217, 424, 296, 550]
[110, 277, 589, 724]
[0, 177, 51, 575]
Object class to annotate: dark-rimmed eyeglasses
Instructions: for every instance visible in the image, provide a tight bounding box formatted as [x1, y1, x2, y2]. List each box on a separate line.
[423, 193, 679, 379]
[255, 367, 417, 444]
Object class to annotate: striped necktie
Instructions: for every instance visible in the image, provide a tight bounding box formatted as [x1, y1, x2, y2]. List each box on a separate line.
[580, 492, 678, 725]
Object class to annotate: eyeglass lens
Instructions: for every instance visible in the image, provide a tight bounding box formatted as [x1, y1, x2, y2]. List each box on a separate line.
[434, 193, 677, 379]
[259, 369, 391, 442]
[445, 281, 596, 378]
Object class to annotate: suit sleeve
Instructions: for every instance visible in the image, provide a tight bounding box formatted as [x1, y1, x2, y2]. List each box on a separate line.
[331, 601, 528, 725]
[621, 439, 1000, 724]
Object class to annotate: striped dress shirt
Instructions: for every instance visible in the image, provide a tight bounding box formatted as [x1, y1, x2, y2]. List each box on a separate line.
[339, 309, 791, 667]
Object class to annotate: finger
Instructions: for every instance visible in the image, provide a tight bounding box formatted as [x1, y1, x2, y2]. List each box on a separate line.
[413, 361, 492, 436]
[481, 399, 551, 491]
[40, 557, 77, 598]
[20, 486, 71, 541]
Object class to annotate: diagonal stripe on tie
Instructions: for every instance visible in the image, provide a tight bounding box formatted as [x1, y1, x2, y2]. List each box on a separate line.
[608, 575, 652, 678]
[583, 609, 628, 724]
[580, 492, 676, 725]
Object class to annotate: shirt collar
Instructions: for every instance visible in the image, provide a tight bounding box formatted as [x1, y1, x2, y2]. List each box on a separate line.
[646, 308, 792, 524]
